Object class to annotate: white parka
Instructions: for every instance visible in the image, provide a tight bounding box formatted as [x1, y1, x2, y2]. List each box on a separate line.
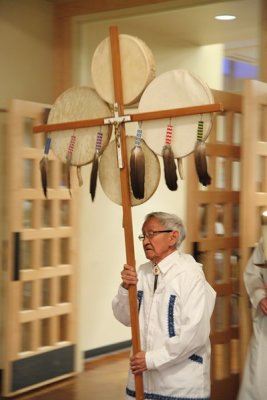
[237, 240, 267, 400]
[112, 251, 216, 400]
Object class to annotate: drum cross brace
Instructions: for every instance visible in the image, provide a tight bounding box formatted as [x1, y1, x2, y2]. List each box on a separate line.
[33, 25, 224, 400]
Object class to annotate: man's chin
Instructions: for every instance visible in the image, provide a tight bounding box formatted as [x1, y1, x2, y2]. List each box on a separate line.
[144, 250, 154, 260]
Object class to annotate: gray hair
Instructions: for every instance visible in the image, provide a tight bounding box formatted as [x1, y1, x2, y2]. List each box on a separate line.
[143, 212, 186, 249]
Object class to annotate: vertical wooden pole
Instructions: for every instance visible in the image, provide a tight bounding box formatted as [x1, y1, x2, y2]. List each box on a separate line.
[109, 26, 144, 399]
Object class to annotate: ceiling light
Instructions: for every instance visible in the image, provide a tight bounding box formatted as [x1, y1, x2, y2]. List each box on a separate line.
[215, 14, 236, 21]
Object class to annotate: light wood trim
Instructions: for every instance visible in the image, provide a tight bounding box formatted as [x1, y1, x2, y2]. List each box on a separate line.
[199, 238, 239, 251]
[20, 304, 73, 323]
[22, 227, 73, 240]
[255, 141, 267, 155]
[255, 192, 267, 204]
[9, 282, 21, 359]
[22, 148, 44, 158]
[20, 189, 71, 200]
[196, 191, 240, 203]
[206, 143, 240, 158]
[32, 319, 39, 352]
[212, 89, 242, 111]
[20, 266, 73, 281]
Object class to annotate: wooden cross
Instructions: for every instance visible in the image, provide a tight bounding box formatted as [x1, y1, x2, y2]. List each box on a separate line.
[34, 25, 223, 400]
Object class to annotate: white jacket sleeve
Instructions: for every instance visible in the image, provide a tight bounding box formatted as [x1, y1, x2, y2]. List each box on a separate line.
[146, 273, 216, 370]
[244, 242, 266, 310]
[112, 285, 131, 327]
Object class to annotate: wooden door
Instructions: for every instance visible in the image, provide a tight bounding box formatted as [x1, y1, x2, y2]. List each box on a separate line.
[1, 99, 78, 397]
[186, 89, 242, 400]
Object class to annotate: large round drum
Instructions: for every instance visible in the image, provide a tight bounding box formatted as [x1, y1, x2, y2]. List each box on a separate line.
[99, 136, 160, 206]
[138, 69, 214, 158]
[48, 86, 112, 166]
[91, 34, 156, 106]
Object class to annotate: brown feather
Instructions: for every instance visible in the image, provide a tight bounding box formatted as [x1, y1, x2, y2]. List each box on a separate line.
[42, 108, 51, 124]
[130, 145, 145, 199]
[39, 156, 48, 198]
[194, 141, 211, 186]
[90, 153, 99, 201]
[162, 145, 178, 191]
[39, 137, 51, 198]
[89, 131, 103, 201]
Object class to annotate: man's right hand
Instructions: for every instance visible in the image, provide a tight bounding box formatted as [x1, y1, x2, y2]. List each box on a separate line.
[121, 264, 138, 289]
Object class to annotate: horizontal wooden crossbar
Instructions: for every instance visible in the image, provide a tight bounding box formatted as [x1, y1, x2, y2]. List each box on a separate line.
[33, 103, 223, 134]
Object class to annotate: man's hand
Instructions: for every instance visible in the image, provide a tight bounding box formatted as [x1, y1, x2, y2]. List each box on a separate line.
[121, 264, 138, 289]
[130, 351, 147, 374]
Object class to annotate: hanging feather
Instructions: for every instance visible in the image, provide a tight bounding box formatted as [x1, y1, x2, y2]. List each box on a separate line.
[66, 134, 77, 196]
[130, 126, 145, 199]
[40, 157, 48, 197]
[77, 166, 83, 187]
[90, 154, 99, 201]
[39, 136, 51, 198]
[177, 158, 184, 180]
[162, 124, 178, 191]
[90, 131, 103, 201]
[194, 120, 211, 186]
[42, 107, 51, 124]
[162, 145, 178, 191]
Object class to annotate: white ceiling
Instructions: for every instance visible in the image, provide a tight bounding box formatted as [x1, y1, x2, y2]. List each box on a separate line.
[84, 0, 259, 63]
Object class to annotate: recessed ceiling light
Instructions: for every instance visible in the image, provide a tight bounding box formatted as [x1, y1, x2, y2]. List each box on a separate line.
[215, 15, 236, 21]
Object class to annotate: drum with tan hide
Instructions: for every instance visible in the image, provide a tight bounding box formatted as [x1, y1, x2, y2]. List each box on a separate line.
[48, 86, 112, 166]
[99, 136, 160, 206]
[138, 69, 214, 158]
[91, 34, 156, 106]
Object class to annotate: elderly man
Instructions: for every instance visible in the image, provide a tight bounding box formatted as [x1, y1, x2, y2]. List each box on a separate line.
[112, 212, 216, 400]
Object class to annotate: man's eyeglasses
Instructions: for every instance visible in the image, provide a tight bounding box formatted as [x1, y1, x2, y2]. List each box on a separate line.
[138, 230, 173, 241]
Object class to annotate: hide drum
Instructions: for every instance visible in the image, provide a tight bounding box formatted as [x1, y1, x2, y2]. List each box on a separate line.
[138, 69, 214, 158]
[48, 86, 112, 166]
[91, 34, 156, 106]
[99, 136, 160, 206]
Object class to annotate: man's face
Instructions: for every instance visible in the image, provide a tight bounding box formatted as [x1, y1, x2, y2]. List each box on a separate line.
[141, 217, 178, 264]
